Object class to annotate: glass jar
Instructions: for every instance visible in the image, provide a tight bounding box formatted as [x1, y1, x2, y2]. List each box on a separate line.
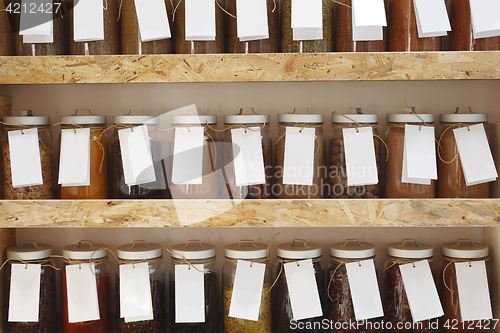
[327, 240, 377, 333]
[2, 111, 53, 199]
[441, 240, 490, 332]
[273, 239, 324, 333]
[170, 240, 218, 333]
[174, 0, 225, 54]
[69, 0, 120, 55]
[59, 110, 108, 199]
[388, 0, 441, 51]
[385, 111, 436, 198]
[6, 242, 57, 333]
[62, 240, 111, 333]
[0, 0, 12, 56]
[384, 239, 437, 332]
[335, 0, 386, 52]
[274, 111, 325, 199]
[111, 112, 169, 199]
[330, 110, 380, 198]
[438, 111, 489, 198]
[223, 240, 272, 332]
[223, 110, 272, 199]
[281, 0, 333, 52]
[121, 0, 173, 54]
[449, 0, 500, 51]
[117, 240, 165, 333]
[227, 0, 279, 53]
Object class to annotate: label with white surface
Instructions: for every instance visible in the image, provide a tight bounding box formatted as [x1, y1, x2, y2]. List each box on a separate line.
[172, 126, 204, 185]
[66, 263, 100, 323]
[119, 263, 153, 319]
[59, 128, 90, 187]
[342, 127, 378, 186]
[175, 264, 205, 323]
[20, 0, 52, 35]
[9, 264, 41, 322]
[236, 0, 269, 41]
[413, 0, 451, 37]
[73, 0, 104, 42]
[229, 260, 266, 321]
[134, 0, 171, 42]
[231, 127, 266, 186]
[291, 0, 322, 41]
[283, 127, 315, 186]
[469, 0, 500, 39]
[185, 0, 216, 41]
[404, 124, 437, 180]
[455, 261, 493, 321]
[8, 128, 43, 188]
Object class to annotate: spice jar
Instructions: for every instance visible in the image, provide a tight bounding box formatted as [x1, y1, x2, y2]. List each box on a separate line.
[449, 0, 500, 51]
[173, 0, 225, 54]
[274, 111, 325, 199]
[385, 111, 436, 198]
[6, 242, 57, 333]
[273, 239, 324, 333]
[170, 240, 218, 333]
[223, 240, 272, 332]
[117, 240, 165, 333]
[330, 110, 380, 198]
[0, 0, 12, 56]
[121, 0, 173, 54]
[384, 239, 437, 332]
[62, 241, 111, 333]
[388, 0, 441, 51]
[441, 240, 490, 332]
[111, 112, 169, 199]
[438, 111, 489, 198]
[223, 109, 272, 199]
[335, 0, 386, 52]
[2, 111, 53, 199]
[281, 0, 333, 52]
[59, 110, 108, 199]
[227, 0, 279, 53]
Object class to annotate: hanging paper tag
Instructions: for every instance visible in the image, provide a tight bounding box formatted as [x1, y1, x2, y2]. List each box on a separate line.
[66, 263, 100, 323]
[345, 259, 384, 321]
[455, 261, 492, 321]
[402, 144, 431, 185]
[284, 259, 322, 321]
[236, 0, 269, 41]
[231, 127, 266, 186]
[413, 0, 451, 38]
[74, 0, 104, 42]
[229, 260, 266, 321]
[8, 128, 43, 188]
[291, 0, 322, 41]
[453, 124, 497, 186]
[172, 127, 204, 185]
[399, 260, 444, 322]
[469, 0, 500, 39]
[403, 124, 437, 180]
[283, 127, 315, 186]
[342, 127, 378, 186]
[175, 264, 205, 323]
[134, 0, 171, 42]
[185, 0, 216, 41]
[59, 128, 90, 187]
[8, 264, 41, 322]
[119, 263, 153, 320]
[351, 0, 385, 41]
[23, 23, 53, 43]
[19, 0, 52, 35]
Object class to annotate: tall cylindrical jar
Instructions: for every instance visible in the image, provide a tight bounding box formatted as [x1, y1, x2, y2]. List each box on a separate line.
[384, 240, 437, 332]
[330, 111, 380, 198]
[170, 240, 218, 333]
[223, 110, 272, 199]
[2, 112, 53, 199]
[438, 111, 489, 198]
[273, 239, 324, 333]
[117, 240, 165, 333]
[0, 0, 12, 56]
[59, 111, 108, 199]
[62, 241, 111, 333]
[385, 111, 436, 198]
[6, 242, 57, 333]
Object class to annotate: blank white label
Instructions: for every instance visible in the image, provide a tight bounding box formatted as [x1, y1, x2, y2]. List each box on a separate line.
[172, 127, 204, 184]
[402, 139, 431, 185]
[66, 263, 100, 323]
[119, 263, 153, 319]
[413, 0, 450, 37]
[231, 127, 266, 186]
[342, 127, 378, 186]
[9, 264, 41, 322]
[455, 261, 492, 321]
[185, 0, 216, 41]
[283, 127, 315, 186]
[175, 264, 205, 323]
[23, 18, 53, 43]
[59, 128, 90, 187]
[352, 0, 386, 26]
[469, 0, 500, 38]
[20, 0, 52, 35]
[404, 124, 437, 180]
[229, 260, 266, 321]
[291, 0, 322, 41]
[237, 0, 268, 41]
[134, 0, 171, 42]
[8, 128, 43, 188]
[74, 0, 104, 42]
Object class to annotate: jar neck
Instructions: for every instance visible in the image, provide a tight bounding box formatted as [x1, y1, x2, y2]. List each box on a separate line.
[442, 255, 487, 262]
[4, 124, 50, 131]
[387, 255, 433, 264]
[64, 256, 109, 265]
[224, 256, 267, 264]
[171, 256, 216, 265]
[277, 256, 322, 263]
[330, 255, 375, 263]
[62, 124, 106, 130]
[119, 256, 163, 265]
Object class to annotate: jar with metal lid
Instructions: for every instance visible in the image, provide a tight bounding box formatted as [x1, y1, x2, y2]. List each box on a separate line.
[441, 240, 490, 332]
[274, 110, 325, 199]
[273, 239, 324, 333]
[0, 0, 12, 56]
[1, 110, 53, 199]
[388, 0, 441, 51]
[169, 240, 218, 333]
[5, 242, 57, 333]
[62, 240, 111, 333]
[223, 109, 272, 199]
[330, 109, 380, 198]
[59, 110, 108, 199]
[384, 239, 437, 332]
[438, 110, 489, 198]
[117, 240, 165, 333]
[327, 240, 377, 333]
[222, 240, 272, 332]
[111, 111, 169, 199]
[385, 110, 436, 198]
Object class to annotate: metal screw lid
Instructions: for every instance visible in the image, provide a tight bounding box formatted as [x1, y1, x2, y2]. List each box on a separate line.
[386, 109, 434, 123]
[117, 240, 163, 260]
[331, 109, 378, 124]
[4, 110, 50, 126]
[60, 109, 107, 125]
[440, 107, 487, 123]
[225, 240, 267, 259]
[7, 242, 53, 261]
[330, 239, 376, 259]
[113, 110, 158, 125]
[62, 240, 108, 260]
[387, 239, 434, 259]
[276, 239, 322, 259]
[171, 240, 217, 260]
[171, 115, 217, 125]
[441, 239, 489, 259]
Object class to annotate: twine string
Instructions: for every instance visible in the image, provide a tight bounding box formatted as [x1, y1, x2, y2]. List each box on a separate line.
[442, 257, 489, 292]
[117, 0, 123, 21]
[0, 257, 59, 271]
[2, 123, 54, 154]
[165, 248, 216, 273]
[331, 0, 351, 8]
[437, 123, 476, 164]
[383, 256, 433, 271]
[326, 258, 364, 303]
[404, 98, 427, 128]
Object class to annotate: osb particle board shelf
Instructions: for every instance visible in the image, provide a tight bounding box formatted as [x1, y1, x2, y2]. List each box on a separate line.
[1, 199, 499, 228]
[0, 52, 499, 84]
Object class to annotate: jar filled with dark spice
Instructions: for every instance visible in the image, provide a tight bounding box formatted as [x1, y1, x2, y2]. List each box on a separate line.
[170, 240, 218, 333]
[0, 0, 12, 56]
[223, 240, 272, 332]
[273, 239, 324, 333]
[117, 240, 165, 333]
[6, 242, 57, 333]
[384, 239, 437, 332]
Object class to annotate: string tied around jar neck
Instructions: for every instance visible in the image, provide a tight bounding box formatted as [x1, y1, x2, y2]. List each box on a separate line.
[441, 256, 489, 293]
[87, 247, 163, 276]
[273, 123, 323, 156]
[383, 256, 434, 272]
[404, 98, 428, 129]
[1, 122, 54, 155]
[436, 122, 474, 165]
[0, 256, 60, 271]
[165, 248, 217, 273]
[327, 257, 365, 303]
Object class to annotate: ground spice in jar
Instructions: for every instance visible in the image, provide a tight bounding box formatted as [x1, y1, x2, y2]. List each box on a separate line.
[0, 0, 13, 56]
